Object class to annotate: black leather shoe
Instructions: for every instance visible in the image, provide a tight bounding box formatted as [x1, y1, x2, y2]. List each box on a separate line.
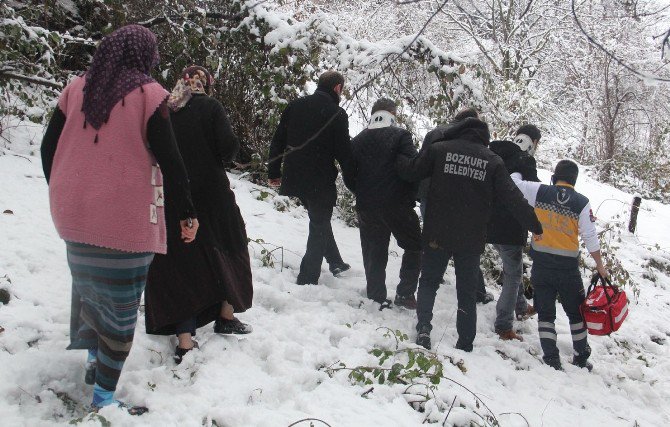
[476, 292, 494, 304]
[174, 341, 199, 364]
[377, 299, 393, 311]
[214, 317, 253, 335]
[329, 262, 351, 277]
[394, 294, 417, 310]
[84, 361, 96, 385]
[416, 324, 431, 350]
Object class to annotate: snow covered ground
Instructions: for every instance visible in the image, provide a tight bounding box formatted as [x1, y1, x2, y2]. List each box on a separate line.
[1, 131, 670, 426]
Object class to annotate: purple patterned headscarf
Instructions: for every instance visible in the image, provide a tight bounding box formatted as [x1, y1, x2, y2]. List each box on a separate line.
[82, 25, 160, 130]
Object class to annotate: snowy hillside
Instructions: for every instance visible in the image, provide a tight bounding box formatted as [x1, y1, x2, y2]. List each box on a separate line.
[1, 146, 669, 426]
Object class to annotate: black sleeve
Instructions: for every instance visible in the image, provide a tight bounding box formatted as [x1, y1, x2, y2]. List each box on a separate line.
[396, 143, 434, 182]
[267, 103, 291, 180]
[492, 161, 543, 234]
[41, 107, 66, 184]
[332, 109, 356, 191]
[419, 131, 433, 152]
[147, 102, 196, 220]
[397, 130, 418, 158]
[510, 154, 540, 182]
[211, 101, 239, 164]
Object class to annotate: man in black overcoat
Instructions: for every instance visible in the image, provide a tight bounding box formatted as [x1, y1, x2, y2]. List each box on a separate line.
[351, 98, 421, 309]
[397, 117, 543, 352]
[267, 71, 355, 285]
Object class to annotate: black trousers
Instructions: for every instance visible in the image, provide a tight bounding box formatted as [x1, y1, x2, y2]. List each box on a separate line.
[297, 197, 345, 285]
[532, 265, 589, 363]
[358, 205, 421, 303]
[416, 247, 481, 351]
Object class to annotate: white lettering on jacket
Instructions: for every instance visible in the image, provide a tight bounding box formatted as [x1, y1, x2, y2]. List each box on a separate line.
[444, 153, 488, 181]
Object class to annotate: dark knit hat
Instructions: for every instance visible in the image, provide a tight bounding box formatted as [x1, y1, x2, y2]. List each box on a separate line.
[552, 160, 579, 186]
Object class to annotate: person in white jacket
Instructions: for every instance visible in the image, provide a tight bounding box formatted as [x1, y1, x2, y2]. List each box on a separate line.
[511, 160, 608, 371]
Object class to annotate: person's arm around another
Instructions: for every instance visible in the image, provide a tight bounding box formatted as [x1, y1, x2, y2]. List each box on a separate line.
[510, 172, 541, 206]
[147, 101, 199, 243]
[494, 165, 543, 235]
[395, 143, 435, 182]
[267, 103, 292, 188]
[397, 130, 418, 158]
[332, 109, 356, 191]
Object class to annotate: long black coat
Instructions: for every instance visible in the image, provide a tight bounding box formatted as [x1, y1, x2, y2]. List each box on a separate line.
[351, 125, 417, 210]
[145, 94, 253, 335]
[267, 88, 355, 205]
[486, 139, 540, 245]
[397, 118, 542, 254]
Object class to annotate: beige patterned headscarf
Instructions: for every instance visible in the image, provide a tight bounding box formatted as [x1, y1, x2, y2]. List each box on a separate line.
[167, 66, 214, 111]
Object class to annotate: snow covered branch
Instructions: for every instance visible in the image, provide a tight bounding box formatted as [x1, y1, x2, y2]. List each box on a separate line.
[0, 69, 62, 89]
[571, 0, 670, 84]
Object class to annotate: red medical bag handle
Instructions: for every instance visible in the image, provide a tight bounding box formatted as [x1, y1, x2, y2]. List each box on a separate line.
[587, 274, 618, 304]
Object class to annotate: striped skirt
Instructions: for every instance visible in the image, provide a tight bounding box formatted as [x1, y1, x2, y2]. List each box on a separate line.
[65, 242, 154, 391]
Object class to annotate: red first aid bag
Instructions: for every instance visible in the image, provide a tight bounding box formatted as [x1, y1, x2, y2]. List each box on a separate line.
[580, 275, 629, 335]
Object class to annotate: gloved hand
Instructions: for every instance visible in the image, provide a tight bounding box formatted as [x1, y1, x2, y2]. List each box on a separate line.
[530, 221, 543, 236]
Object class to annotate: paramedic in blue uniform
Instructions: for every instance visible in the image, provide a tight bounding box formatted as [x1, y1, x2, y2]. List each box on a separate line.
[511, 160, 608, 371]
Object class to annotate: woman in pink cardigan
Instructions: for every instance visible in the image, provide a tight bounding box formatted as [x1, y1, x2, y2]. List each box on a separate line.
[40, 25, 199, 415]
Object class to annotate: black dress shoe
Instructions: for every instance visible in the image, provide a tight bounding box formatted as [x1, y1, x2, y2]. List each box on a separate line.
[416, 324, 432, 350]
[174, 341, 199, 364]
[329, 262, 351, 277]
[377, 299, 393, 311]
[214, 317, 253, 334]
[84, 361, 96, 385]
[476, 291, 494, 304]
[394, 294, 417, 310]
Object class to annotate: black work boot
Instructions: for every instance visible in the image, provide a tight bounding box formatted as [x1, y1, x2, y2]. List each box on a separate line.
[544, 357, 564, 371]
[572, 345, 593, 371]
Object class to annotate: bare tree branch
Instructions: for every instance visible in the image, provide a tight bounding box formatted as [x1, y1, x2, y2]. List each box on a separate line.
[571, 0, 670, 83]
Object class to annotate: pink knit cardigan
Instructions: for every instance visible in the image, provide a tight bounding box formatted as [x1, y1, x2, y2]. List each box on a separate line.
[49, 76, 169, 254]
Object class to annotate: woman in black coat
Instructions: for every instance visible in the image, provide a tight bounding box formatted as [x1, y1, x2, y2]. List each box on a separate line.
[145, 66, 253, 362]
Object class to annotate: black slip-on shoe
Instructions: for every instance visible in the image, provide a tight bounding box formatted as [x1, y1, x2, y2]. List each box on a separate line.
[214, 317, 253, 335]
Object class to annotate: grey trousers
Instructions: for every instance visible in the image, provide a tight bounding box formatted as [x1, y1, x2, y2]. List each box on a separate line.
[492, 244, 528, 331]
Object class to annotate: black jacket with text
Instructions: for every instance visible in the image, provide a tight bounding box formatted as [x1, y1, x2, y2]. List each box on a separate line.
[396, 118, 542, 254]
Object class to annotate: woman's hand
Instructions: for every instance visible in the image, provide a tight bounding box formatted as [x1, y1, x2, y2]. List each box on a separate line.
[180, 218, 199, 243]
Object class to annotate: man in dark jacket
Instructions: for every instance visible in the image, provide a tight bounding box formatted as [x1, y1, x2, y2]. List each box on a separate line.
[351, 98, 421, 309]
[267, 71, 355, 285]
[419, 108, 494, 305]
[397, 117, 543, 351]
[487, 124, 542, 341]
